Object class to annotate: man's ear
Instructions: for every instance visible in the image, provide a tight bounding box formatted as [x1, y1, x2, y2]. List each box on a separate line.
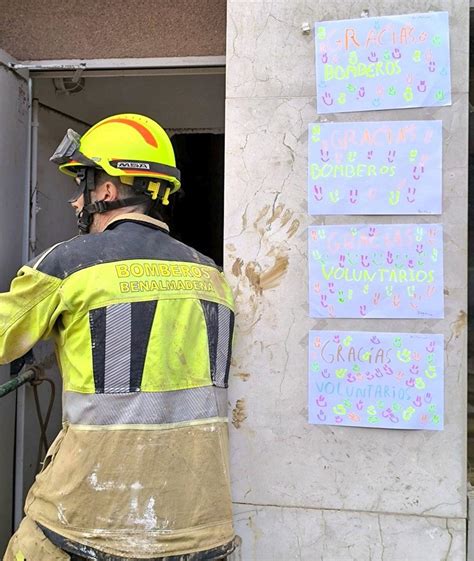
[104, 181, 119, 201]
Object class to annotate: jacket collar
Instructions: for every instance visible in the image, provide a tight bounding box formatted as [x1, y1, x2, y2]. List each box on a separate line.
[105, 213, 170, 233]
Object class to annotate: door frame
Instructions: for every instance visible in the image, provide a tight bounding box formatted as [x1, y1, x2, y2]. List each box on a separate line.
[8, 53, 226, 532]
[0, 49, 31, 541]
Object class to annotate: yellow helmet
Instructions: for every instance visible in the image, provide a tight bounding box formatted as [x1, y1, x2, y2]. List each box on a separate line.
[50, 114, 181, 234]
[51, 113, 181, 194]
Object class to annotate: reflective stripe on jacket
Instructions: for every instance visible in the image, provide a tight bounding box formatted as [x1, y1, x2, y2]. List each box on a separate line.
[0, 214, 235, 558]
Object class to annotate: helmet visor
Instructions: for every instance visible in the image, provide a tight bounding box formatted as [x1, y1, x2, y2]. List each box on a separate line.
[50, 128, 82, 164]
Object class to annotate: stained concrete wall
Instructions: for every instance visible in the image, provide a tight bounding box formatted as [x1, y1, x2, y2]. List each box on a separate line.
[224, 1, 469, 559]
[0, 0, 226, 60]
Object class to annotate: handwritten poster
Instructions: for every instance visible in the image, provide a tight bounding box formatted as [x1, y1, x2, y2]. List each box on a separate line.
[315, 12, 452, 114]
[308, 331, 444, 430]
[308, 224, 444, 318]
[308, 121, 442, 215]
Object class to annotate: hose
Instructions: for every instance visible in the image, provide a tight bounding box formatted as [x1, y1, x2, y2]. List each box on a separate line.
[0, 367, 37, 398]
[0, 365, 56, 472]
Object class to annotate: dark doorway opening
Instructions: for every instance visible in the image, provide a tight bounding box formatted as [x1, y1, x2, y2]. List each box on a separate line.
[169, 133, 225, 267]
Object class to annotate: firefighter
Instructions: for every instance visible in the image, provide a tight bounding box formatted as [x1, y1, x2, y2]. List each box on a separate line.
[3, 114, 237, 561]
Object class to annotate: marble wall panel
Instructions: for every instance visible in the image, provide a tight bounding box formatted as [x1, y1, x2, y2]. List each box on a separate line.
[227, 1, 468, 100]
[233, 504, 466, 561]
[224, 0, 469, 556]
[226, 93, 467, 518]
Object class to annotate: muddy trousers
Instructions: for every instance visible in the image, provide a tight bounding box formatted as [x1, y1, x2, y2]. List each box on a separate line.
[4, 518, 236, 561]
[3, 517, 70, 561]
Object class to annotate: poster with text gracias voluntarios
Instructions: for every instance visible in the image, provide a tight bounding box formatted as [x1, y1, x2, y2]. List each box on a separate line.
[314, 11, 452, 114]
[308, 331, 444, 430]
[308, 224, 444, 319]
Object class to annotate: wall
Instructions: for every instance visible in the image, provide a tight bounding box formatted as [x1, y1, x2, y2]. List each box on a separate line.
[0, 0, 226, 60]
[224, 1, 469, 559]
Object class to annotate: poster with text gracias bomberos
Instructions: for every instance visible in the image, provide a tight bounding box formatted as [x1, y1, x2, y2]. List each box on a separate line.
[314, 12, 451, 113]
[308, 120, 442, 215]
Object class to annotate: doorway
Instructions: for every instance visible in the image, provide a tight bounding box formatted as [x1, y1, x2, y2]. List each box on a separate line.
[19, 67, 225, 505]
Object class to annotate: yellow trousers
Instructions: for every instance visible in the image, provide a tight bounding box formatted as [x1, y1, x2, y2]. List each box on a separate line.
[4, 517, 70, 561]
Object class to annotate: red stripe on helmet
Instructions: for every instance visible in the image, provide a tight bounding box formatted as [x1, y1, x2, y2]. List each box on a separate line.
[95, 118, 158, 148]
[119, 169, 169, 176]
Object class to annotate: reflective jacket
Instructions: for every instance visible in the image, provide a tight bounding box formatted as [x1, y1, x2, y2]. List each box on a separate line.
[0, 214, 235, 558]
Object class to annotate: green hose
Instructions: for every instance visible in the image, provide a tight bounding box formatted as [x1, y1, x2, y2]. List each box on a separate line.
[0, 368, 37, 398]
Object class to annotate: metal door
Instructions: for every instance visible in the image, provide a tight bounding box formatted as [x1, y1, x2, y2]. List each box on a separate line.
[0, 54, 30, 552]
